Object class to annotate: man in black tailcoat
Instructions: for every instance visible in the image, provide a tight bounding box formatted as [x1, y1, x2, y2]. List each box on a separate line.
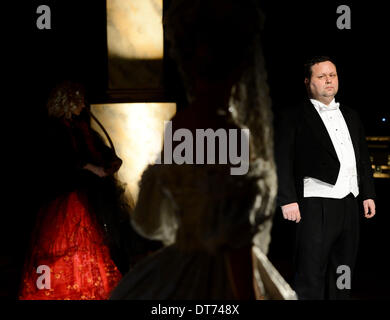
[275, 56, 376, 299]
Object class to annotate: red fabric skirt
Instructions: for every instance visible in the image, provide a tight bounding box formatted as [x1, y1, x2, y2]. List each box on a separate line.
[19, 191, 122, 300]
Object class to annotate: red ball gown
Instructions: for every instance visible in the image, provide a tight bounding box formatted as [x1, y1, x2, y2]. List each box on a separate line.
[19, 191, 122, 300]
[19, 113, 125, 300]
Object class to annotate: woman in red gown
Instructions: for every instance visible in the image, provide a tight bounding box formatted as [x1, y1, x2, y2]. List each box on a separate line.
[19, 81, 156, 300]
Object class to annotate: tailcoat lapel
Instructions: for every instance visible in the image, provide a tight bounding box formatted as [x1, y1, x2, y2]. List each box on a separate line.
[302, 100, 338, 161]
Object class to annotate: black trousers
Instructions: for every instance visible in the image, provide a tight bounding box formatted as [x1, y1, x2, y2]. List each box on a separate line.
[293, 193, 359, 300]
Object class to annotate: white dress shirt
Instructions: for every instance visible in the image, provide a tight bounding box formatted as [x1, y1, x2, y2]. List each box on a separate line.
[303, 98, 359, 199]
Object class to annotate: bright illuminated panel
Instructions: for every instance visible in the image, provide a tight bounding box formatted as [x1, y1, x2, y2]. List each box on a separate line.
[91, 103, 176, 202]
[107, 0, 164, 89]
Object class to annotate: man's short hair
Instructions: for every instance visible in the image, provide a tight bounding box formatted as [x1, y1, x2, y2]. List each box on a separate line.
[304, 56, 336, 79]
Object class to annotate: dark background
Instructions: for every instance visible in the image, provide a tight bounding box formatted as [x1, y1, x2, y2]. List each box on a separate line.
[2, 1, 389, 299]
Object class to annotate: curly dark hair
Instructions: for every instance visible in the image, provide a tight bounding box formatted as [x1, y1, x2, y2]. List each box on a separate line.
[46, 81, 86, 119]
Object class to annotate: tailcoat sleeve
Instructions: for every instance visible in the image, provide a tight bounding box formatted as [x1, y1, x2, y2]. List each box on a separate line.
[274, 108, 299, 207]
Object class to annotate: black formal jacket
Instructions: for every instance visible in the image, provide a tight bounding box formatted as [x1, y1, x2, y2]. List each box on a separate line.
[274, 99, 376, 207]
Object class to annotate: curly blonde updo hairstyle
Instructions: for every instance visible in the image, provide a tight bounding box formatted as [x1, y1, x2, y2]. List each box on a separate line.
[46, 81, 86, 119]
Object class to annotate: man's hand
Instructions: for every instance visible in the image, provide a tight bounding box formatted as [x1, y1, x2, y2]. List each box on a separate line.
[363, 199, 376, 218]
[281, 202, 301, 223]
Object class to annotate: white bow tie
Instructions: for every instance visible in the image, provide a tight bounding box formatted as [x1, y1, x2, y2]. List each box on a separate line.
[311, 99, 340, 112]
[318, 103, 339, 111]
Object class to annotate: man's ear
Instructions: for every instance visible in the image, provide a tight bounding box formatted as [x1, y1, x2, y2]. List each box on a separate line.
[304, 77, 309, 86]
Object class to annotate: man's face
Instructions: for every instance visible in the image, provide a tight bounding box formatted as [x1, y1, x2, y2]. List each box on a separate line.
[305, 61, 338, 102]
